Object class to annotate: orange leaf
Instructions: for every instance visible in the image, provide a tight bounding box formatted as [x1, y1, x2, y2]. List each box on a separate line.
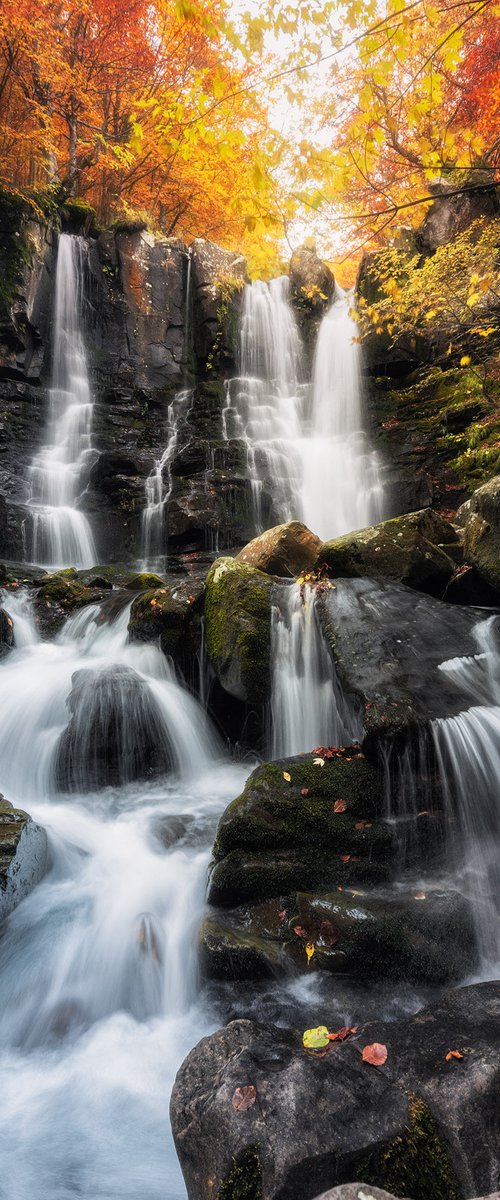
[300, 787, 310, 797]
[362, 1042, 388, 1067]
[445, 1049, 464, 1061]
[334, 799, 347, 813]
[232, 1085, 257, 1111]
[340, 854, 351, 863]
[328, 1025, 357, 1041]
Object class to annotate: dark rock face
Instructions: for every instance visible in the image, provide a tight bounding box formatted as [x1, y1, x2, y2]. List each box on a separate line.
[191, 238, 247, 373]
[416, 180, 499, 256]
[289, 244, 335, 314]
[128, 576, 204, 681]
[0, 606, 14, 653]
[461, 475, 500, 592]
[54, 663, 173, 791]
[171, 982, 500, 1200]
[0, 797, 47, 922]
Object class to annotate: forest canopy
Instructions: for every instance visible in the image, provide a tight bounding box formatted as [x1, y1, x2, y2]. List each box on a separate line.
[0, 0, 498, 273]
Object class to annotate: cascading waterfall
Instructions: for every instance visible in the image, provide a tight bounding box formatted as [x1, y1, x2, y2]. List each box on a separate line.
[0, 585, 249, 1199]
[140, 389, 193, 569]
[271, 581, 362, 758]
[226, 278, 385, 541]
[28, 233, 97, 569]
[223, 277, 305, 530]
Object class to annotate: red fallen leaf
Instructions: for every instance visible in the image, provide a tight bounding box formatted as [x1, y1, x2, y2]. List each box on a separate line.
[340, 854, 351, 863]
[293, 924, 307, 938]
[328, 1025, 358, 1042]
[319, 919, 338, 946]
[334, 799, 347, 814]
[300, 787, 310, 797]
[278, 910, 287, 921]
[355, 820, 372, 830]
[445, 1049, 464, 1061]
[232, 1085, 257, 1111]
[362, 1042, 388, 1067]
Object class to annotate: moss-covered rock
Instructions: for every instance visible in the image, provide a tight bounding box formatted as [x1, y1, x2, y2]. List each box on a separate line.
[0, 798, 48, 922]
[33, 574, 107, 638]
[317, 510, 458, 597]
[204, 557, 273, 704]
[127, 579, 203, 669]
[461, 474, 500, 592]
[235, 521, 322, 578]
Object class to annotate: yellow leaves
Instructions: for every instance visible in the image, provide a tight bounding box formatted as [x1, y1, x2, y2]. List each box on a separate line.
[460, 356, 471, 367]
[305, 942, 315, 965]
[282, 771, 292, 783]
[303, 1025, 329, 1048]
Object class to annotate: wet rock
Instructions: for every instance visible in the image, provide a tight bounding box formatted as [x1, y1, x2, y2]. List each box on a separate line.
[236, 521, 323, 578]
[443, 565, 500, 607]
[0, 606, 14, 654]
[128, 578, 204, 676]
[315, 578, 483, 747]
[289, 243, 335, 315]
[201, 888, 476, 985]
[317, 510, 459, 598]
[461, 476, 500, 592]
[191, 239, 247, 372]
[54, 664, 173, 791]
[33, 572, 107, 638]
[204, 557, 274, 704]
[208, 753, 388, 906]
[173, 982, 500, 1200]
[171, 982, 500, 1200]
[0, 798, 47, 923]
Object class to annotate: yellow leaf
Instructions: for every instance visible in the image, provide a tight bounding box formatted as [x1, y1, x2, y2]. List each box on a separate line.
[303, 1025, 329, 1048]
[305, 942, 315, 965]
[283, 771, 292, 783]
[460, 356, 471, 367]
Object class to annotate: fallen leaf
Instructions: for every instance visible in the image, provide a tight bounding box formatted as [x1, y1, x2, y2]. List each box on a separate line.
[355, 821, 372, 830]
[328, 1025, 358, 1042]
[313, 757, 325, 767]
[232, 1085, 257, 1111]
[282, 771, 292, 783]
[293, 924, 307, 938]
[445, 1049, 464, 1061]
[303, 1025, 329, 1049]
[334, 799, 347, 814]
[300, 787, 310, 797]
[278, 910, 286, 921]
[305, 941, 315, 964]
[340, 854, 351, 863]
[414, 891, 426, 901]
[362, 1042, 388, 1067]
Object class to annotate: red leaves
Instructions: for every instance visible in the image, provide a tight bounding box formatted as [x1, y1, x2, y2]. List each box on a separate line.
[293, 924, 307, 938]
[445, 1049, 464, 1062]
[355, 820, 372, 830]
[333, 798, 347, 813]
[312, 744, 361, 760]
[232, 1085, 257, 1111]
[328, 1025, 357, 1042]
[300, 787, 310, 797]
[362, 1042, 388, 1067]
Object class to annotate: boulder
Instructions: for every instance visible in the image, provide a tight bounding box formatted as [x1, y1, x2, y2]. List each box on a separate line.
[32, 572, 107, 638]
[204, 557, 274, 704]
[171, 982, 500, 1200]
[0, 798, 47, 923]
[416, 177, 499, 256]
[128, 578, 204, 675]
[236, 522, 322, 578]
[289, 243, 335, 314]
[313, 1188, 411, 1200]
[201, 887, 477, 985]
[461, 476, 500, 592]
[54, 664, 173, 791]
[208, 753, 388, 907]
[317, 511, 459, 598]
[0, 606, 14, 654]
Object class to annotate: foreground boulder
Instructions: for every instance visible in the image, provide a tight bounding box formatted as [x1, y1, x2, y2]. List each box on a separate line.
[461, 476, 500, 594]
[33, 572, 107, 638]
[171, 982, 500, 1200]
[317, 510, 460, 598]
[0, 798, 47, 922]
[236, 521, 322, 578]
[128, 576, 204, 676]
[204, 557, 274, 704]
[289, 243, 335, 314]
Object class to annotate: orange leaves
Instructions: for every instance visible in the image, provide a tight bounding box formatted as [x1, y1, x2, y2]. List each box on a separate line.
[361, 1043, 388, 1067]
[328, 1025, 357, 1042]
[445, 1049, 463, 1062]
[232, 1085, 257, 1111]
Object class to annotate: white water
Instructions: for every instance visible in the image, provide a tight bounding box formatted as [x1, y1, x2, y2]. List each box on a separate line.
[271, 582, 362, 758]
[141, 389, 193, 570]
[0, 587, 250, 1199]
[225, 279, 385, 542]
[28, 234, 97, 569]
[432, 614, 500, 970]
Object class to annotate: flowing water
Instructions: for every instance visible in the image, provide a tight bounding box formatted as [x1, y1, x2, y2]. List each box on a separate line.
[224, 279, 385, 541]
[27, 234, 97, 569]
[0, 588, 250, 1199]
[140, 389, 193, 570]
[270, 581, 362, 758]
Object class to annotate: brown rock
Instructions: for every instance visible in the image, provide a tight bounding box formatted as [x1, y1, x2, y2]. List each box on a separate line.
[289, 243, 335, 313]
[236, 520, 322, 578]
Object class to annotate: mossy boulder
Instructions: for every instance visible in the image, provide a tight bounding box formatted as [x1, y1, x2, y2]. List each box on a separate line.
[0, 798, 48, 922]
[208, 753, 389, 906]
[461, 475, 500, 592]
[33, 573, 107, 638]
[317, 510, 458, 597]
[204, 557, 273, 704]
[289, 243, 335, 314]
[236, 521, 322, 578]
[128, 578, 203, 671]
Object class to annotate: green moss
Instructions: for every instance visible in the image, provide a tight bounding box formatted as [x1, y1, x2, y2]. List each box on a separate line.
[358, 1093, 461, 1200]
[36, 574, 95, 610]
[60, 198, 98, 234]
[126, 572, 166, 591]
[217, 1147, 262, 1200]
[319, 511, 455, 595]
[204, 558, 273, 704]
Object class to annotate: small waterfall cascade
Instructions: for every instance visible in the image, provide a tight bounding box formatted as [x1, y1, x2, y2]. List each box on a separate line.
[270, 581, 363, 758]
[28, 233, 97, 569]
[300, 286, 386, 540]
[223, 277, 305, 530]
[226, 279, 385, 541]
[140, 389, 193, 569]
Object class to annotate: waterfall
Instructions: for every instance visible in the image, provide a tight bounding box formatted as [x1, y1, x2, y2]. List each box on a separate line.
[300, 287, 386, 540]
[223, 277, 305, 530]
[270, 581, 362, 758]
[28, 234, 97, 569]
[141, 389, 193, 570]
[227, 279, 385, 542]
